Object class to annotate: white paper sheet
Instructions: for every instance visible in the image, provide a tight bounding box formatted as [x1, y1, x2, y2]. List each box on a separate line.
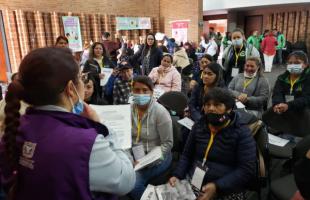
[134, 146, 162, 171]
[100, 68, 113, 86]
[90, 104, 132, 149]
[236, 101, 246, 109]
[153, 87, 165, 100]
[268, 134, 289, 147]
[178, 117, 194, 130]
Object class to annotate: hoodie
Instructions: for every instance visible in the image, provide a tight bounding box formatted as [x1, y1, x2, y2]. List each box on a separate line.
[173, 49, 190, 69]
[148, 65, 182, 92]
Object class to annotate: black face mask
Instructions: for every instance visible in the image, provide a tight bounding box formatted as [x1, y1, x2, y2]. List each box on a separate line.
[206, 113, 230, 127]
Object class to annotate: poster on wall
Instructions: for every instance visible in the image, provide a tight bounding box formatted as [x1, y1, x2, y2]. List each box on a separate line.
[62, 16, 83, 52]
[171, 20, 189, 44]
[116, 17, 151, 30]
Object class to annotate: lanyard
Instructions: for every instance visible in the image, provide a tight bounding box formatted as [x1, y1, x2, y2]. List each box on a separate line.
[202, 120, 230, 166]
[243, 78, 254, 92]
[290, 77, 299, 95]
[234, 45, 244, 67]
[135, 108, 143, 144]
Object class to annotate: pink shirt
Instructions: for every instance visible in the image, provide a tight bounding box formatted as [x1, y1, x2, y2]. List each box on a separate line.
[148, 66, 181, 92]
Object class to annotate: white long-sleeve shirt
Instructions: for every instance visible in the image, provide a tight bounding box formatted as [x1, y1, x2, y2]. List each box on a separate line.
[200, 39, 218, 56]
[36, 105, 136, 196]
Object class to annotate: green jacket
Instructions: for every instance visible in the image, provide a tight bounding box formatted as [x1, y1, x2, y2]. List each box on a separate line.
[247, 36, 260, 50]
[277, 34, 286, 49]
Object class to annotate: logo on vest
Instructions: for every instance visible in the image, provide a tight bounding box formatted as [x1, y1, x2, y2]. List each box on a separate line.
[19, 141, 36, 170]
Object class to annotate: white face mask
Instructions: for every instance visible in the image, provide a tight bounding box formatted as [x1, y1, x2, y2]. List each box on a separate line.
[287, 64, 303, 74]
[244, 70, 257, 78]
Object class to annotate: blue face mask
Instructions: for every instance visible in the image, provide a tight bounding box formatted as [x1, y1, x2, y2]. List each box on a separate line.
[232, 38, 243, 47]
[70, 84, 84, 115]
[287, 64, 303, 74]
[133, 94, 151, 106]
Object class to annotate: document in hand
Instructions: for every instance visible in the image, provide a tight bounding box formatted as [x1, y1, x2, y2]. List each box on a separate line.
[134, 146, 162, 171]
[100, 68, 113, 86]
[141, 180, 196, 200]
[268, 134, 289, 147]
[177, 117, 194, 130]
[90, 104, 132, 149]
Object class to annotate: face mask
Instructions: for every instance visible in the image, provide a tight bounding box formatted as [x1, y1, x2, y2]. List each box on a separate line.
[244, 71, 257, 78]
[69, 84, 84, 115]
[133, 94, 151, 106]
[206, 112, 230, 127]
[232, 38, 243, 47]
[287, 64, 303, 74]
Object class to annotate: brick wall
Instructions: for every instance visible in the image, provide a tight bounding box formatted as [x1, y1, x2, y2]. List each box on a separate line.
[0, 0, 160, 17]
[231, 4, 310, 54]
[159, 0, 203, 44]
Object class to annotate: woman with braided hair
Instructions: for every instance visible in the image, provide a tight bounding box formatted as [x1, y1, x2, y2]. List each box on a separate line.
[0, 47, 135, 200]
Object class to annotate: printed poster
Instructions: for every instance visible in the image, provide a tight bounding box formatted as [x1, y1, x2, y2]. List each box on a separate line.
[62, 16, 83, 52]
[116, 17, 151, 30]
[171, 20, 189, 44]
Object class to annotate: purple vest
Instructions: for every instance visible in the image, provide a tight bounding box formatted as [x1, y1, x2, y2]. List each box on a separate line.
[2, 108, 117, 200]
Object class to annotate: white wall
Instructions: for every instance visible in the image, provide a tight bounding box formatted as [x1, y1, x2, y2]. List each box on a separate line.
[203, 0, 310, 11]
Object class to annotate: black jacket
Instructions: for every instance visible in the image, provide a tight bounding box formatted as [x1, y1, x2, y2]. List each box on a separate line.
[129, 44, 162, 75]
[272, 67, 310, 111]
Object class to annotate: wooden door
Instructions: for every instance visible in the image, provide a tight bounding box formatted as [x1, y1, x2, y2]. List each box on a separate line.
[245, 15, 263, 38]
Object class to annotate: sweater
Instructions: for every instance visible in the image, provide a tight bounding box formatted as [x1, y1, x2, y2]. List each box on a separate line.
[148, 66, 181, 92]
[228, 73, 270, 117]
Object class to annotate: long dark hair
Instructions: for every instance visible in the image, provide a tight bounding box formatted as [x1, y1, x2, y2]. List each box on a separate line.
[204, 62, 223, 87]
[3, 47, 79, 198]
[84, 75, 101, 104]
[89, 42, 108, 59]
[142, 33, 157, 56]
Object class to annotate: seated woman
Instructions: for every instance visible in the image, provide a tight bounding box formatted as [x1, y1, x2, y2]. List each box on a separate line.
[113, 61, 134, 105]
[84, 75, 107, 105]
[0, 47, 135, 200]
[129, 76, 173, 200]
[228, 57, 270, 118]
[190, 54, 213, 91]
[272, 51, 310, 114]
[189, 62, 224, 122]
[170, 88, 256, 200]
[148, 54, 181, 92]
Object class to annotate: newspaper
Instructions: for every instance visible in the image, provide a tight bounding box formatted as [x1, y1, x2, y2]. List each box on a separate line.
[141, 180, 196, 200]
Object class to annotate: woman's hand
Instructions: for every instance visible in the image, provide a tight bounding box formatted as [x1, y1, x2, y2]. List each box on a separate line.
[99, 73, 105, 79]
[273, 103, 288, 114]
[237, 93, 248, 103]
[197, 183, 217, 200]
[81, 103, 100, 123]
[189, 80, 198, 90]
[168, 176, 179, 187]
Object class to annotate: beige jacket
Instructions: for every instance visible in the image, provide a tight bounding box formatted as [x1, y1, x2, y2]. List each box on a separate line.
[173, 49, 190, 69]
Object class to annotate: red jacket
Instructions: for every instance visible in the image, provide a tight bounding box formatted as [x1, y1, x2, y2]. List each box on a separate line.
[261, 35, 278, 56]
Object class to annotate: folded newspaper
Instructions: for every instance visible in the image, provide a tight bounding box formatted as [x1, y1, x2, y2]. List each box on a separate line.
[141, 180, 196, 200]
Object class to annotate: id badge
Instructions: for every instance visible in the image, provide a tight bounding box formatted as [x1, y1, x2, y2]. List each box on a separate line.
[191, 162, 208, 190]
[285, 95, 294, 102]
[132, 143, 145, 161]
[231, 68, 239, 77]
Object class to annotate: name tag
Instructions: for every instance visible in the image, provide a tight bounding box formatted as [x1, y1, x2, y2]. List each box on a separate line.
[231, 68, 239, 77]
[285, 95, 294, 102]
[132, 143, 145, 161]
[191, 162, 208, 190]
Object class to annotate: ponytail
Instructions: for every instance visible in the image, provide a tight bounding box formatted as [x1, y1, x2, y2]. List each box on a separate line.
[3, 81, 24, 199]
